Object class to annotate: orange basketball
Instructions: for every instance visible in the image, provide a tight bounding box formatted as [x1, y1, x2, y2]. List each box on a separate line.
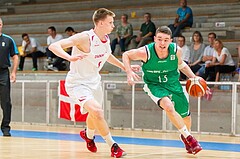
[186, 77, 207, 97]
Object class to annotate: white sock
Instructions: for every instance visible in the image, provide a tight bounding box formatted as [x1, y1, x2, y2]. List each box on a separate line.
[179, 125, 191, 138]
[103, 133, 115, 147]
[86, 128, 95, 140]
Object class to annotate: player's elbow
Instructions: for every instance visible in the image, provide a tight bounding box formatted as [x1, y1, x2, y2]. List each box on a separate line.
[48, 43, 57, 53]
[122, 52, 129, 61]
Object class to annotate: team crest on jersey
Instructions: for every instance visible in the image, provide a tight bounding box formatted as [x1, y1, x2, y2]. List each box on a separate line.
[170, 55, 175, 60]
[2, 42, 5, 47]
[92, 36, 100, 46]
[94, 40, 100, 46]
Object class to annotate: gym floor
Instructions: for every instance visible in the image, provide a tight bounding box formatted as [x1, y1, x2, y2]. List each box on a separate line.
[0, 124, 240, 159]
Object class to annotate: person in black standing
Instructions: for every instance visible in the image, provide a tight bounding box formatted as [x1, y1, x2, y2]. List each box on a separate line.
[0, 17, 19, 136]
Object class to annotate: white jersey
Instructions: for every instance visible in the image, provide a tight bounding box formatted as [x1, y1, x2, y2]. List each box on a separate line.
[66, 29, 111, 89]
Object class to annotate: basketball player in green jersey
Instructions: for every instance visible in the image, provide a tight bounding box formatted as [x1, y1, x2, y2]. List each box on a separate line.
[122, 26, 203, 155]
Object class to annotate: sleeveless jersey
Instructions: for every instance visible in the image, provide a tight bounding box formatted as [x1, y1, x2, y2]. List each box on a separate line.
[142, 42, 183, 93]
[66, 29, 111, 89]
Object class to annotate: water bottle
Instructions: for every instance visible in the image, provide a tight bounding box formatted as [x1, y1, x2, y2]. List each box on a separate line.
[225, 75, 230, 90]
[220, 75, 226, 90]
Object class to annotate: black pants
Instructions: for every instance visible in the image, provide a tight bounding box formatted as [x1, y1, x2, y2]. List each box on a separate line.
[168, 23, 192, 38]
[52, 51, 71, 70]
[52, 57, 67, 70]
[204, 65, 236, 81]
[0, 68, 12, 133]
[46, 47, 57, 59]
[111, 38, 126, 53]
[190, 64, 202, 74]
[19, 51, 45, 69]
[202, 66, 216, 81]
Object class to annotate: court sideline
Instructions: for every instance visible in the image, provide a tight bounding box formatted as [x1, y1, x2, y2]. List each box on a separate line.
[0, 124, 239, 159]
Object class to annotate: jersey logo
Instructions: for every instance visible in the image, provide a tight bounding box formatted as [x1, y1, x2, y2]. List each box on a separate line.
[170, 55, 175, 60]
[2, 42, 5, 47]
[94, 41, 100, 46]
[95, 54, 104, 58]
[98, 61, 102, 68]
[158, 60, 167, 63]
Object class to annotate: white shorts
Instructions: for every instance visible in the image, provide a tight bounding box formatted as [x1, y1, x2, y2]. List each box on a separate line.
[65, 82, 103, 114]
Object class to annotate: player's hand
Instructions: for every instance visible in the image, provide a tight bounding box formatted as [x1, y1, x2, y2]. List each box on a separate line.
[68, 54, 87, 62]
[10, 73, 16, 83]
[127, 71, 140, 86]
[131, 65, 141, 72]
[205, 86, 212, 95]
[205, 86, 213, 101]
[174, 23, 180, 27]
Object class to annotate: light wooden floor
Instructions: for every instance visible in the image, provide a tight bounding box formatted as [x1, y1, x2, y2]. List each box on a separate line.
[0, 124, 240, 159]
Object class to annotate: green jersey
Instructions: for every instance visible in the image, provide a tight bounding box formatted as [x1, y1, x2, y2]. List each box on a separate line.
[142, 42, 189, 118]
[142, 42, 182, 93]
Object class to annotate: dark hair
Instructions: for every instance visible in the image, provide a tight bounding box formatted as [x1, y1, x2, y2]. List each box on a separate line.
[22, 33, 28, 39]
[48, 26, 56, 32]
[144, 12, 151, 17]
[192, 31, 203, 43]
[122, 14, 128, 20]
[65, 27, 75, 32]
[156, 26, 172, 37]
[178, 35, 186, 42]
[208, 32, 217, 38]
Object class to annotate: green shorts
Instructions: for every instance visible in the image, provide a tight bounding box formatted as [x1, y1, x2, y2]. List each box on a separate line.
[143, 84, 189, 118]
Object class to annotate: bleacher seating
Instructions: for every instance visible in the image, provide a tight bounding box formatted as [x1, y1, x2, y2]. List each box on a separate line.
[1, 0, 239, 72]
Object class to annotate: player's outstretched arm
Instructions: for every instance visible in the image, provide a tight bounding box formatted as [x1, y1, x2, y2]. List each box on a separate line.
[107, 54, 125, 71]
[122, 47, 146, 85]
[49, 32, 88, 62]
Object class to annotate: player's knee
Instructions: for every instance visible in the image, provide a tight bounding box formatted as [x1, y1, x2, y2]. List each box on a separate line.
[163, 103, 175, 113]
[93, 109, 104, 120]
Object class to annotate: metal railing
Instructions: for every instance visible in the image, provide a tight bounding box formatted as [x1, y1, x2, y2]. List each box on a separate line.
[10, 80, 240, 136]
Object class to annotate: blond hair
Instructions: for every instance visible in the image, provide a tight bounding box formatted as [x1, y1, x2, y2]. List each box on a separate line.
[92, 8, 115, 25]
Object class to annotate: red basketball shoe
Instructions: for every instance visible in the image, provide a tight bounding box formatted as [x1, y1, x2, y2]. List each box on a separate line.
[180, 134, 193, 154]
[111, 143, 127, 158]
[80, 129, 97, 153]
[186, 135, 202, 155]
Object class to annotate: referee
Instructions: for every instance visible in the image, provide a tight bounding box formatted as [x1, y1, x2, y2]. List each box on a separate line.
[0, 17, 18, 137]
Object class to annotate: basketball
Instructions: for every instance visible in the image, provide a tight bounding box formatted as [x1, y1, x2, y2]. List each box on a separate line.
[186, 77, 207, 97]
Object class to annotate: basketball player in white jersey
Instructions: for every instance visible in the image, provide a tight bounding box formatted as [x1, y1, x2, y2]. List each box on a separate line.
[49, 8, 139, 158]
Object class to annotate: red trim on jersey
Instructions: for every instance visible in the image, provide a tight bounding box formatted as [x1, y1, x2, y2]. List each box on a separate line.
[101, 35, 108, 43]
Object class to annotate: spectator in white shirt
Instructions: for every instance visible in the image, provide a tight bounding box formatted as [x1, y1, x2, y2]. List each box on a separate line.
[199, 32, 216, 81]
[205, 39, 236, 82]
[46, 27, 77, 72]
[177, 35, 190, 80]
[177, 35, 190, 63]
[46, 26, 63, 62]
[18, 33, 45, 71]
